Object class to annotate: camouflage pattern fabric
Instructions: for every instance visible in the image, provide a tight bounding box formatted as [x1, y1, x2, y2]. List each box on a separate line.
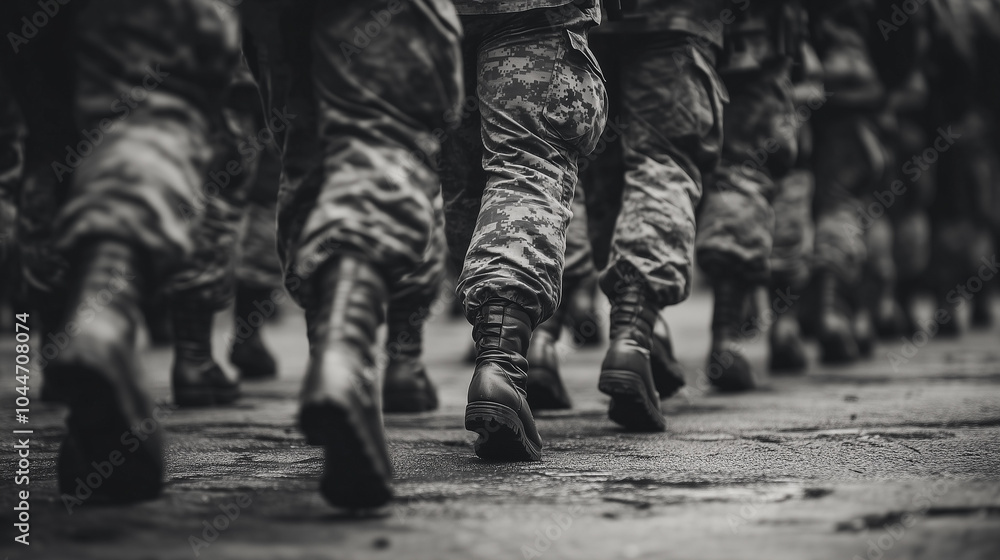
[393, 193, 447, 305]
[588, 33, 724, 308]
[237, 198, 283, 291]
[441, 5, 607, 328]
[695, 60, 797, 283]
[0, 0, 240, 297]
[770, 167, 814, 289]
[597, 0, 727, 48]
[166, 56, 280, 307]
[810, 110, 884, 285]
[453, 0, 597, 17]
[241, 0, 463, 309]
[562, 181, 596, 294]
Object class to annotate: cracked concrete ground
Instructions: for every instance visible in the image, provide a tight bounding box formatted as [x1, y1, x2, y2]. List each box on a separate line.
[1, 290, 998, 559]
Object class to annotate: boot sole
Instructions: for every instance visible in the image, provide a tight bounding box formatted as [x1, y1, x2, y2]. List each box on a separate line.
[47, 362, 163, 503]
[597, 370, 666, 432]
[299, 401, 393, 509]
[464, 402, 541, 461]
[174, 386, 240, 407]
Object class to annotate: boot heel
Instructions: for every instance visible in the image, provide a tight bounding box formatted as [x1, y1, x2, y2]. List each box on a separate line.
[300, 400, 393, 508]
[464, 402, 541, 461]
[598, 370, 666, 432]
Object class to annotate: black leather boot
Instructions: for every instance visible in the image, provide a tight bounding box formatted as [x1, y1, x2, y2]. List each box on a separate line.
[299, 256, 392, 508]
[768, 278, 807, 374]
[230, 284, 278, 380]
[465, 299, 542, 461]
[46, 240, 163, 503]
[383, 299, 438, 413]
[598, 286, 666, 431]
[565, 274, 603, 347]
[649, 313, 687, 398]
[769, 311, 808, 374]
[171, 301, 240, 407]
[526, 306, 571, 410]
[817, 271, 860, 364]
[707, 279, 756, 392]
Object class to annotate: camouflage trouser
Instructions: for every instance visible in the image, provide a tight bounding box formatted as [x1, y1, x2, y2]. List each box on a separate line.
[811, 110, 886, 286]
[695, 61, 798, 284]
[770, 119, 817, 291]
[927, 109, 996, 294]
[241, 0, 463, 308]
[562, 181, 596, 295]
[0, 0, 240, 296]
[166, 56, 284, 308]
[583, 32, 724, 308]
[441, 7, 607, 328]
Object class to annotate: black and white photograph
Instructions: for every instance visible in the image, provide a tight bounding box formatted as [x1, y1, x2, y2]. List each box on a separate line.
[0, 0, 999, 558]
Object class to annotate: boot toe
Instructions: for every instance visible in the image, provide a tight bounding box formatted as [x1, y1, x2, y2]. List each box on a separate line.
[230, 338, 277, 381]
[599, 339, 666, 432]
[383, 360, 439, 413]
[707, 346, 757, 393]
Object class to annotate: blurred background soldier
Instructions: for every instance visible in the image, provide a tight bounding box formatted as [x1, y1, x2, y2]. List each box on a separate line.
[440, 0, 607, 462]
[164, 57, 280, 407]
[577, 0, 727, 426]
[240, 0, 463, 507]
[922, 0, 1000, 336]
[694, 0, 801, 391]
[0, 0, 241, 503]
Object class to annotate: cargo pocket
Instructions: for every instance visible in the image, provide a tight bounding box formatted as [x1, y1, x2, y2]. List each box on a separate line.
[543, 29, 608, 156]
[688, 44, 728, 164]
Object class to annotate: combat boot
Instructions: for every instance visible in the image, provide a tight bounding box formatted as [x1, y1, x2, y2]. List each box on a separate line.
[769, 311, 808, 374]
[465, 299, 542, 461]
[526, 306, 571, 410]
[171, 300, 240, 407]
[817, 271, 859, 364]
[299, 256, 393, 508]
[707, 279, 756, 392]
[230, 284, 278, 380]
[383, 299, 438, 413]
[565, 274, 603, 347]
[47, 240, 164, 503]
[649, 312, 686, 398]
[598, 286, 666, 431]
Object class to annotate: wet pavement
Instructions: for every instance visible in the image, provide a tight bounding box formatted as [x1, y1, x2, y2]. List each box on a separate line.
[1, 290, 999, 559]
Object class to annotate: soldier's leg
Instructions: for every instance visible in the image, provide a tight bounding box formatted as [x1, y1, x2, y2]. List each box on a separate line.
[231, 122, 284, 381]
[812, 111, 879, 362]
[600, 34, 723, 427]
[267, 0, 461, 508]
[448, 8, 606, 461]
[0, 0, 239, 503]
[526, 181, 596, 411]
[696, 61, 796, 391]
[768, 167, 814, 373]
[164, 56, 274, 406]
[382, 195, 446, 413]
